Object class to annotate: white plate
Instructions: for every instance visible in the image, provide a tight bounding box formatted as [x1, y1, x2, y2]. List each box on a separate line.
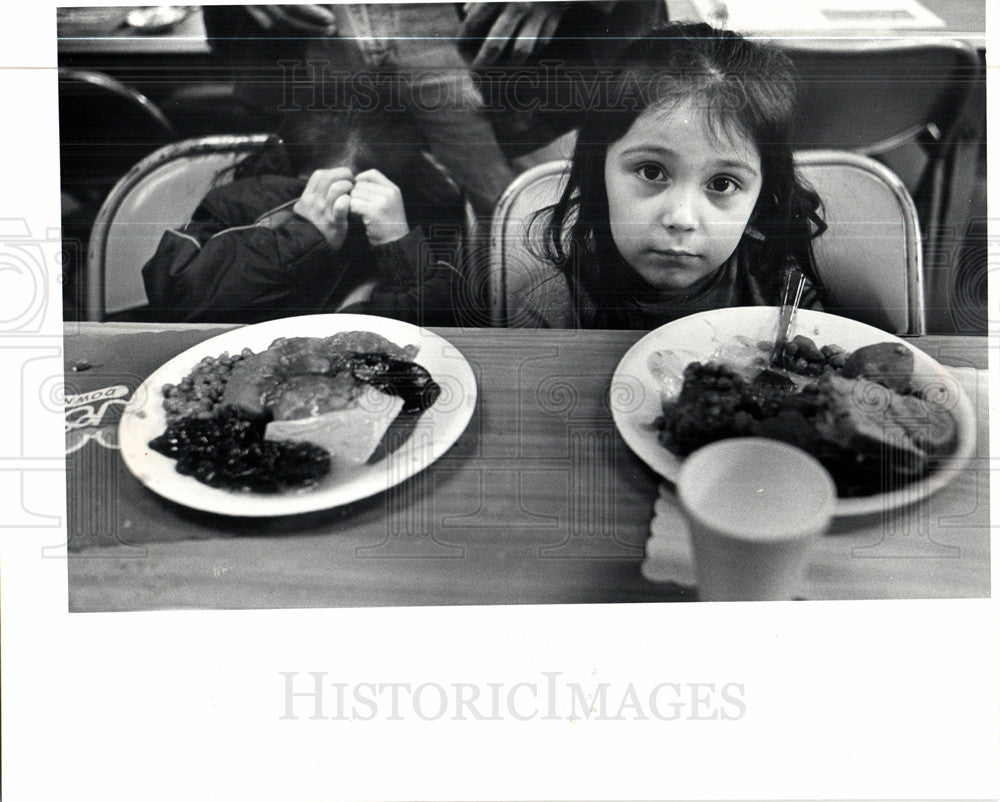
[610, 307, 975, 516]
[119, 314, 477, 516]
[125, 6, 190, 33]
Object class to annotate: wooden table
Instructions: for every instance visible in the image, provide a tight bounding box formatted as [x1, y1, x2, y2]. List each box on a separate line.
[56, 6, 210, 56]
[63, 323, 990, 611]
[57, 6, 219, 117]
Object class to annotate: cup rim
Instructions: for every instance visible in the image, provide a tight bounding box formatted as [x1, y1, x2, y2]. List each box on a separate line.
[677, 437, 837, 541]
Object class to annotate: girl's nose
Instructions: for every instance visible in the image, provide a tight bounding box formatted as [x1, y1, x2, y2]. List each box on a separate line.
[659, 185, 698, 232]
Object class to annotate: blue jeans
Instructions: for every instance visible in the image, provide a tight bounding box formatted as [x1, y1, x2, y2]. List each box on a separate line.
[304, 3, 517, 215]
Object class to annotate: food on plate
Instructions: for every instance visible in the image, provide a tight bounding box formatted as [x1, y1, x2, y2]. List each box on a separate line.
[653, 336, 958, 497]
[776, 334, 848, 375]
[840, 342, 914, 392]
[346, 352, 441, 413]
[219, 332, 419, 417]
[149, 331, 440, 492]
[148, 407, 332, 493]
[161, 349, 254, 424]
[264, 383, 405, 469]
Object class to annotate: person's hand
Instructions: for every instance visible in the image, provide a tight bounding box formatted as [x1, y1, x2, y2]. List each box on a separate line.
[459, 2, 567, 66]
[244, 4, 338, 35]
[349, 170, 411, 246]
[293, 167, 354, 250]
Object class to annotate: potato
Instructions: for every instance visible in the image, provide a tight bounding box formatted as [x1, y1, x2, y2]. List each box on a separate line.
[842, 342, 914, 392]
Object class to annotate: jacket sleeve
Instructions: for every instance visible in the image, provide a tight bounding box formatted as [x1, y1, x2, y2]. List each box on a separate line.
[142, 202, 352, 323]
[342, 228, 466, 327]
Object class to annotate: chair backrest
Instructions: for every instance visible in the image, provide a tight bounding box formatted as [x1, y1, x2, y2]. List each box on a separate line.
[487, 160, 571, 327]
[796, 150, 924, 335]
[85, 134, 277, 320]
[488, 151, 924, 334]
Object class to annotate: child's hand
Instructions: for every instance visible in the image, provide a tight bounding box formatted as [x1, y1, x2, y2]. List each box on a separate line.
[349, 169, 411, 246]
[293, 167, 354, 250]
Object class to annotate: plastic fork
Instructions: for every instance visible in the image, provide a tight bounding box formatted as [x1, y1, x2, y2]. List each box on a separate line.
[767, 271, 807, 369]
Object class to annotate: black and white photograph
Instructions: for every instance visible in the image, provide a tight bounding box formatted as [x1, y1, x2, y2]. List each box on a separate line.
[55, 1, 989, 610]
[1, 1, 996, 799]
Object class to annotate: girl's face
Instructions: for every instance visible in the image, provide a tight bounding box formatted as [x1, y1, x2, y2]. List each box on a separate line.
[604, 100, 763, 292]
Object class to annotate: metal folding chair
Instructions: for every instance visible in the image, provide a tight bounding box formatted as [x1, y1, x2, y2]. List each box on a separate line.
[84, 134, 277, 321]
[795, 149, 924, 335]
[488, 152, 924, 334]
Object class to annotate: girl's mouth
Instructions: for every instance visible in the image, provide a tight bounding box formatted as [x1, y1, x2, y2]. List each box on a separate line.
[650, 249, 700, 261]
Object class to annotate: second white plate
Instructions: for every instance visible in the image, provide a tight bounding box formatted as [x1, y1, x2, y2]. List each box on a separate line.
[610, 307, 975, 517]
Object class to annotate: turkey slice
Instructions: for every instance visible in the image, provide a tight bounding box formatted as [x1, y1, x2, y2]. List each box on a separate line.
[263, 383, 404, 470]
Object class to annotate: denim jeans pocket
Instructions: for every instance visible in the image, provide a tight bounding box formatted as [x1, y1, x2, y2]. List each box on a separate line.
[341, 3, 393, 67]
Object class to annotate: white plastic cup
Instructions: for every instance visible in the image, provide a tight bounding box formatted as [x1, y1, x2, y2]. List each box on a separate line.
[676, 438, 836, 602]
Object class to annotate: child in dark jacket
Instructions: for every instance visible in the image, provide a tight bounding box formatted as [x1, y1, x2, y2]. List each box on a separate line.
[142, 105, 468, 326]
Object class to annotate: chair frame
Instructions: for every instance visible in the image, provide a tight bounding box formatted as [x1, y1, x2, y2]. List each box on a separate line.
[84, 134, 277, 321]
[59, 68, 178, 140]
[488, 151, 924, 334]
[488, 160, 570, 328]
[795, 149, 925, 335]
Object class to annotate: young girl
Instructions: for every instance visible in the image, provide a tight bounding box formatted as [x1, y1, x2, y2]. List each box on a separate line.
[141, 104, 467, 326]
[517, 22, 827, 328]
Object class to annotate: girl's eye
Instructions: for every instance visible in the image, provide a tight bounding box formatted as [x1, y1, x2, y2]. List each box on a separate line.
[637, 164, 666, 182]
[707, 176, 741, 194]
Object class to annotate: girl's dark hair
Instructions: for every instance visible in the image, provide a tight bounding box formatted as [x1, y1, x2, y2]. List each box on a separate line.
[534, 22, 827, 303]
